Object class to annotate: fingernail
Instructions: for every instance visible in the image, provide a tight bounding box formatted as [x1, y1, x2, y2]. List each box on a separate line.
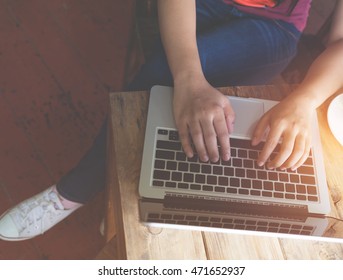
[257, 161, 264, 166]
[202, 155, 209, 162]
[186, 151, 193, 158]
[212, 157, 219, 163]
[223, 152, 231, 161]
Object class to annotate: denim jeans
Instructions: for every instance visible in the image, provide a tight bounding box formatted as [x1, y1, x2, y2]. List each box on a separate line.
[57, 0, 301, 203]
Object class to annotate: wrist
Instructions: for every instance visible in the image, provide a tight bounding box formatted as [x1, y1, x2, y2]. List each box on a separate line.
[173, 69, 205, 84]
[287, 86, 324, 110]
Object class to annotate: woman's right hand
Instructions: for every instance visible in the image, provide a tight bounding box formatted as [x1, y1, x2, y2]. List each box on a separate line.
[173, 77, 235, 163]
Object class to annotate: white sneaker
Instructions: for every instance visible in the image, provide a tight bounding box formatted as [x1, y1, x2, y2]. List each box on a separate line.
[0, 186, 78, 241]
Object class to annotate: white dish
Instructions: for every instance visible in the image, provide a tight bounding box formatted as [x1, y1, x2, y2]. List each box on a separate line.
[327, 93, 343, 146]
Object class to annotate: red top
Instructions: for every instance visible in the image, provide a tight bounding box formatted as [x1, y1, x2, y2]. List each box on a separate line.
[223, 0, 311, 31]
[232, 0, 279, 8]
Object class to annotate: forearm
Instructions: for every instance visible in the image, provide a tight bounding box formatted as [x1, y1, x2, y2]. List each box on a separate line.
[157, 0, 204, 84]
[290, 0, 343, 108]
[289, 39, 343, 108]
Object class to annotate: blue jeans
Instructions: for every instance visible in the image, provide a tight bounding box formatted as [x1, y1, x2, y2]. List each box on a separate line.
[57, 0, 301, 203]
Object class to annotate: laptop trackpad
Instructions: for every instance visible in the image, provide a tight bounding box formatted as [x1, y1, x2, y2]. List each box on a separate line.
[228, 97, 265, 139]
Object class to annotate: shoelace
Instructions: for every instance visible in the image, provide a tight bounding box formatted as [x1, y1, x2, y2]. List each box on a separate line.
[11, 191, 64, 234]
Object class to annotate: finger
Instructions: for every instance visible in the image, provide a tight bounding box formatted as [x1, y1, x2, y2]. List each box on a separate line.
[257, 124, 284, 167]
[223, 102, 235, 134]
[188, 121, 209, 162]
[268, 128, 297, 169]
[252, 114, 269, 146]
[291, 137, 312, 170]
[213, 114, 231, 161]
[201, 117, 220, 162]
[177, 122, 194, 158]
[279, 133, 306, 170]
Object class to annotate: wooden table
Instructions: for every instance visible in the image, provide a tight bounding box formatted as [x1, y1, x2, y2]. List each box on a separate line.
[106, 84, 343, 259]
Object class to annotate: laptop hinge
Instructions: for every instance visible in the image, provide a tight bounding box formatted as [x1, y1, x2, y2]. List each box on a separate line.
[163, 194, 309, 220]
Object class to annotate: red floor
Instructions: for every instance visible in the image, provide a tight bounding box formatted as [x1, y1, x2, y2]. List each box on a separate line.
[0, 0, 134, 259]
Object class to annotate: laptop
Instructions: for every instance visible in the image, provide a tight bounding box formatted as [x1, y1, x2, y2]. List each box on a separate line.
[138, 85, 331, 236]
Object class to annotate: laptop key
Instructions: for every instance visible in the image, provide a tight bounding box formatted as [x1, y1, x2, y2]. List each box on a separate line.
[239, 189, 249, 195]
[235, 168, 245, 177]
[195, 174, 205, 184]
[157, 140, 182, 151]
[156, 150, 174, 160]
[218, 176, 228, 186]
[296, 184, 306, 194]
[268, 171, 278, 181]
[190, 184, 201, 190]
[241, 179, 251, 188]
[190, 163, 200, 173]
[290, 174, 300, 183]
[230, 177, 240, 187]
[238, 149, 248, 158]
[152, 180, 164, 187]
[279, 173, 289, 182]
[263, 181, 273, 191]
[215, 186, 225, 193]
[154, 159, 165, 169]
[300, 175, 316, 185]
[166, 161, 177, 170]
[285, 193, 295, 200]
[224, 167, 234, 176]
[172, 172, 182, 181]
[296, 194, 306, 200]
[233, 158, 243, 167]
[274, 192, 284, 199]
[227, 188, 238, 194]
[201, 164, 211, 174]
[297, 165, 315, 175]
[308, 196, 318, 202]
[207, 175, 217, 185]
[158, 129, 168, 135]
[247, 169, 256, 179]
[153, 170, 170, 180]
[176, 152, 186, 161]
[213, 166, 223, 175]
[307, 185, 317, 195]
[275, 182, 284, 192]
[178, 183, 189, 189]
[252, 180, 262, 189]
[169, 130, 179, 141]
[178, 162, 189, 172]
[203, 185, 213, 192]
[285, 183, 295, 193]
[243, 159, 254, 168]
[183, 173, 194, 183]
[165, 182, 176, 188]
[250, 190, 261, 196]
[257, 170, 267, 180]
[262, 191, 272, 197]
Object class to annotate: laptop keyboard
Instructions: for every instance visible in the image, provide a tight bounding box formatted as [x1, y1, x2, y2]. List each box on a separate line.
[152, 128, 319, 203]
[146, 212, 315, 236]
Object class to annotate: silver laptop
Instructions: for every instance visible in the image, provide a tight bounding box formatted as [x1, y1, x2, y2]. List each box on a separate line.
[138, 85, 331, 233]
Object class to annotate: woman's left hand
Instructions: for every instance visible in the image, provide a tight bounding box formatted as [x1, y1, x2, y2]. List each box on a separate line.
[252, 93, 316, 170]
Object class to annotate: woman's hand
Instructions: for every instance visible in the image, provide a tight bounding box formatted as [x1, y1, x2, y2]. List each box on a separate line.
[173, 77, 235, 163]
[252, 93, 316, 170]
